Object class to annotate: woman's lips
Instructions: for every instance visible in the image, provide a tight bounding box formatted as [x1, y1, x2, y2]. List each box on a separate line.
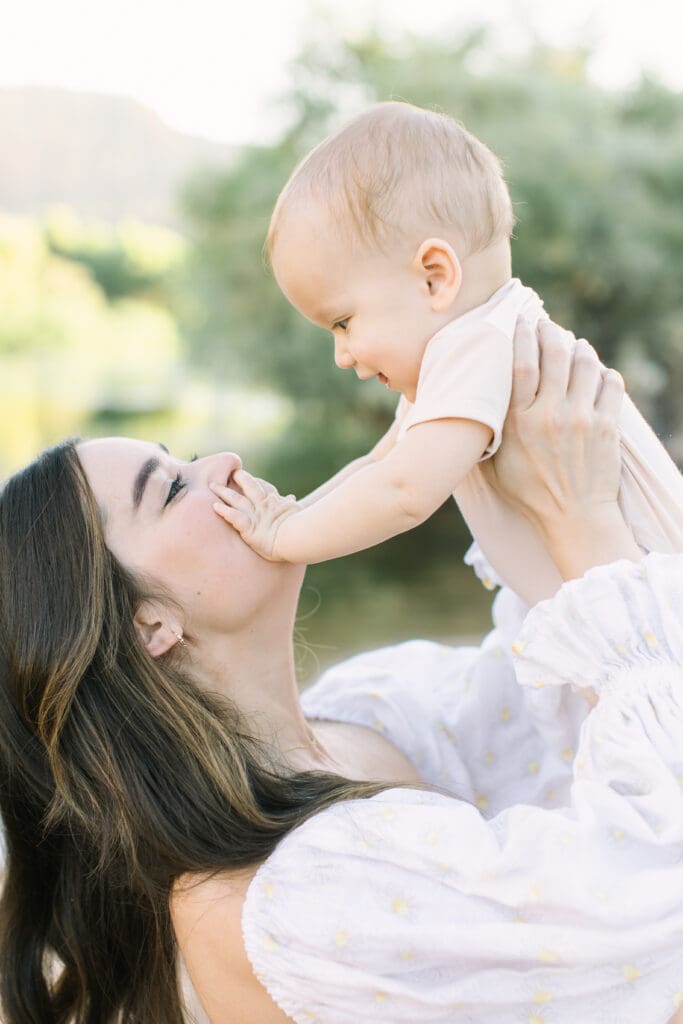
[377, 372, 389, 386]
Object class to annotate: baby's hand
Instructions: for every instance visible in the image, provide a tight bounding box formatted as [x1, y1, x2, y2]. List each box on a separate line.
[211, 470, 299, 561]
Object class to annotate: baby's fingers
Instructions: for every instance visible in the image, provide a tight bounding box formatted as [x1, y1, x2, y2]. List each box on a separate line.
[235, 468, 274, 505]
[210, 481, 253, 515]
[212, 500, 253, 535]
[251, 475, 285, 499]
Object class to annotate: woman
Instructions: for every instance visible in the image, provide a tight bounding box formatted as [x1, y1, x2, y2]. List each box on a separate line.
[1, 320, 682, 1024]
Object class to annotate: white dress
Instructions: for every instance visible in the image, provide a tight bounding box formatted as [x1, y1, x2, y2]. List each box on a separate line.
[241, 554, 683, 1024]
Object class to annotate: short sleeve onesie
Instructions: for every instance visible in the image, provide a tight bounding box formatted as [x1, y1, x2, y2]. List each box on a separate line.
[395, 279, 683, 606]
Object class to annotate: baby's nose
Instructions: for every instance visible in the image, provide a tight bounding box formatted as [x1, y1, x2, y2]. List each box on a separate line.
[334, 339, 354, 369]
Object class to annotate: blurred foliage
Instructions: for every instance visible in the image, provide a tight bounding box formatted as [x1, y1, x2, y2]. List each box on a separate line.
[45, 208, 185, 302]
[4, 25, 683, 664]
[0, 215, 184, 473]
[178, 27, 683, 641]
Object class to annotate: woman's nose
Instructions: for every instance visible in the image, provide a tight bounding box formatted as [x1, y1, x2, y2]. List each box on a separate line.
[207, 451, 242, 486]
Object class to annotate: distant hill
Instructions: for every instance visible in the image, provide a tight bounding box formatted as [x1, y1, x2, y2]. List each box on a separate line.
[0, 87, 236, 228]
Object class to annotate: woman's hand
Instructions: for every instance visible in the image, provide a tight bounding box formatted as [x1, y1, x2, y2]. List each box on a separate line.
[484, 318, 623, 525]
[482, 318, 642, 581]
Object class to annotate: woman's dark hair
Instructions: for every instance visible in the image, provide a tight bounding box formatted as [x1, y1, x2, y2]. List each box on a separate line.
[0, 440, 392, 1023]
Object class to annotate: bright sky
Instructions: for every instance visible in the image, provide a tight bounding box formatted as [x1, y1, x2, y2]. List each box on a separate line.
[3, 0, 681, 145]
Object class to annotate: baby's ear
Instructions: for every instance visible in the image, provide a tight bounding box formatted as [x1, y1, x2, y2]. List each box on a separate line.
[413, 238, 462, 311]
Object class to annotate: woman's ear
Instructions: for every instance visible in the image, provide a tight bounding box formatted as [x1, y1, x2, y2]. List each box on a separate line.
[413, 238, 462, 311]
[134, 601, 183, 658]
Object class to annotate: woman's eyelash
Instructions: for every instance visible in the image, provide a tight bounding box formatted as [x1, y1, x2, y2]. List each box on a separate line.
[163, 454, 198, 507]
[333, 319, 349, 331]
[164, 472, 187, 507]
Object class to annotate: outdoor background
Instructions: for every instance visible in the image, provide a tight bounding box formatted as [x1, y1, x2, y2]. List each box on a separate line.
[2, 2, 682, 679]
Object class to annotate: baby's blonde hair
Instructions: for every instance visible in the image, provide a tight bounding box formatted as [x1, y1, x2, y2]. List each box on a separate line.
[268, 101, 515, 259]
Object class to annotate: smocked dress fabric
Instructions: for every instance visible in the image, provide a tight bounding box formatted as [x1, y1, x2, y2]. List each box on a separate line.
[241, 554, 683, 1024]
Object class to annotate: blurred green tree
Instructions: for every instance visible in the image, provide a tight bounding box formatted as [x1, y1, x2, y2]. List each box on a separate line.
[177, 26, 683, 652]
[0, 216, 183, 474]
[45, 211, 184, 303]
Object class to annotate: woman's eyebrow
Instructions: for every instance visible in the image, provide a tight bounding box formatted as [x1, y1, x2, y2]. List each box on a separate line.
[132, 443, 169, 510]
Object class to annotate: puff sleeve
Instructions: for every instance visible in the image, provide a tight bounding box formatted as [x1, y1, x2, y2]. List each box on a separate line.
[242, 555, 683, 1024]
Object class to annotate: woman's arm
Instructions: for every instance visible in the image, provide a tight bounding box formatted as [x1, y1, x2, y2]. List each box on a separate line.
[172, 869, 294, 1024]
[482, 318, 642, 579]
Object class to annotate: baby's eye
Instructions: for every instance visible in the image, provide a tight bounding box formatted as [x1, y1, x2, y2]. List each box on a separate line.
[164, 472, 187, 507]
[333, 319, 349, 332]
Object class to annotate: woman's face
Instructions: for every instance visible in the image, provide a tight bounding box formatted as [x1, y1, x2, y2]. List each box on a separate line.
[77, 438, 303, 639]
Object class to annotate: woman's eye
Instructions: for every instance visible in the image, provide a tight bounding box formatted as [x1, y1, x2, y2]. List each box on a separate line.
[333, 319, 349, 332]
[164, 473, 187, 507]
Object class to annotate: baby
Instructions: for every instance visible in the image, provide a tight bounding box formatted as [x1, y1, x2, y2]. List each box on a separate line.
[212, 101, 683, 607]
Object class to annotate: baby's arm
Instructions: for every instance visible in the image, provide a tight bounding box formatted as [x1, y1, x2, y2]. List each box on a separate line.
[212, 418, 491, 563]
[297, 412, 404, 509]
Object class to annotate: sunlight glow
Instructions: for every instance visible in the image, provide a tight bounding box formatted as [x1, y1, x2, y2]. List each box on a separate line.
[2, 0, 681, 145]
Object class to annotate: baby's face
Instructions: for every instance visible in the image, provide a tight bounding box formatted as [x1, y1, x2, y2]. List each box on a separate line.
[271, 208, 440, 401]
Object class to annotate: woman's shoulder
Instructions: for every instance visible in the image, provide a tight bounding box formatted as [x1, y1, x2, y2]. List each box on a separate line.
[171, 866, 294, 1024]
[170, 790, 422, 1024]
[172, 788, 443, 1024]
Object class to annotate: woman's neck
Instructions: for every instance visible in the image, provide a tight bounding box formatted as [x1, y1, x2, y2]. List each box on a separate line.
[189, 601, 340, 773]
